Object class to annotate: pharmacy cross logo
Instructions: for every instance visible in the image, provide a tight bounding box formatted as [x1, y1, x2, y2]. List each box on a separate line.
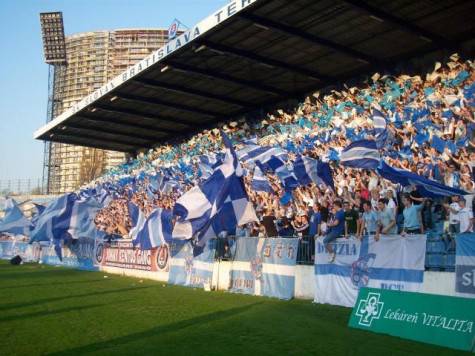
[355, 292, 384, 327]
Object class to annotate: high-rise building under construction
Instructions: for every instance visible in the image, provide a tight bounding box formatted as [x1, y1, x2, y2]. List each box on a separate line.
[45, 27, 169, 194]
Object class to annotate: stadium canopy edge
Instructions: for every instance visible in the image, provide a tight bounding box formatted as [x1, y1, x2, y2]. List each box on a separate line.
[34, 0, 475, 152]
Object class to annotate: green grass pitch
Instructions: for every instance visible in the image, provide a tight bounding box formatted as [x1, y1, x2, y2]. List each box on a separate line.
[0, 261, 467, 355]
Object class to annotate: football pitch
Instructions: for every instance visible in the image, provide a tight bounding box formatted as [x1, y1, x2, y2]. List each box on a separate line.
[0, 261, 467, 356]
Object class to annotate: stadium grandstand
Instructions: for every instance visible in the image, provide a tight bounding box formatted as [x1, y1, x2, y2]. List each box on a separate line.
[1, 1, 475, 351]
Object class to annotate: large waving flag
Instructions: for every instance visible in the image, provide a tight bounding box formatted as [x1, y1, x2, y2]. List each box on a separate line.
[133, 208, 173, 250]
[376, 160, 467, 197]
[372, 108, 388, 149]
[340, 140, 380, 169]
[173, 132, 258, 246]
[30, 193, 77, 243]
[0, 199, 31, 236]
[66, 197, 105, 240]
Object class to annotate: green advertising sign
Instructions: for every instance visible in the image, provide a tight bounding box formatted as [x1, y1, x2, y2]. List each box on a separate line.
[349, 288, 475, 352]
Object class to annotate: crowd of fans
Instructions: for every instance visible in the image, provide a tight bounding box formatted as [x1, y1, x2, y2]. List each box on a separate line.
[91, 54, 475, 247]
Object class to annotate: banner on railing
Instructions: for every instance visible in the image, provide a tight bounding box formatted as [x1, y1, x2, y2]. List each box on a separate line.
[314, 235, 426, 307]
[230, 237, 298, 300]
[99, 240, 170, 273]
[40, 238, 100, 271]
[455, 233, 475, 298]
[168, 239, 216, 288]
[0, 240, 40, 262]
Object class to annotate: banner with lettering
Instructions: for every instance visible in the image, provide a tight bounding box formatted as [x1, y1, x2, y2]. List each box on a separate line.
[0, 240, 40, 262]
[99, 240, 170, 273]
[230, 237, 298, 300]
[314, 235, 426, 307]
[168, 239, 216, 288]
[349, 288, 475, 352]
[40, 238, 100, 271]
[455, 233, 475, 298]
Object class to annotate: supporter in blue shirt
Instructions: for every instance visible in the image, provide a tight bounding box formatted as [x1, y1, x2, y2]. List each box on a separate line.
[323, 201, 345, 263]
[308, 203, 322, 237]
[359, 201, 378, 237]
[402, 194, 425, 235]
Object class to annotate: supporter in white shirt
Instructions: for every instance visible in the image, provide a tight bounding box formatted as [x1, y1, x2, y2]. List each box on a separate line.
[385, 190, 397, 217]
[457, 198, 474, 233]
[445, 196, 461, 234]
[368, 172, 379, 192]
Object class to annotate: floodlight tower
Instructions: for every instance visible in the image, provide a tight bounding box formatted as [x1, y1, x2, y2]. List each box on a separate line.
[39, 12, 67, 194]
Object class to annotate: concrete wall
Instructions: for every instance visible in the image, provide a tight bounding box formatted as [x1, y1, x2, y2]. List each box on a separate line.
[99, 262, 458, 301]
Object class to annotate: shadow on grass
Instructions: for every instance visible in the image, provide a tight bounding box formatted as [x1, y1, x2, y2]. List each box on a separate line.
[48, 302, 261, 355]
[0, 268, 87, 280]
[0, 278, 106, 291]
[0, 286, 151, 312]
[0, 303, 105, 323]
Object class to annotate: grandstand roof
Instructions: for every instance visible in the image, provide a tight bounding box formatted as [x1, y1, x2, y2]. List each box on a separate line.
[34, 0, 475, 153]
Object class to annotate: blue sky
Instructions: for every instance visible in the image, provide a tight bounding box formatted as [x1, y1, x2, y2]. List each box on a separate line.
[0, 0, 228, 182]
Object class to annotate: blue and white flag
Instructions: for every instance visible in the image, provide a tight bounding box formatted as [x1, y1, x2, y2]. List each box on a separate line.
[238, 144, 287, 165]
[372, 108, 388, 149]
[316, 160, 335, 191]
[251, 165, 272, 193]
[0, 199, 31, 236]
[128, 202, 146, 241]
[340, 140, 380, 169]
[314, 235, 426, 307]
[168, 239, 216, 288]
[173, 132, 258, 244]
[30, 193, 77, 243]
[134, 208, 173, 250]
[377, 160, 467, 197]
[293, 155, 321, 186]
[262, 156, 298, 191]
[455, 233, 475, 297]
[66, 197, 105, 240]
[230, 237, 298, 300]
[198, 162, 214, 180]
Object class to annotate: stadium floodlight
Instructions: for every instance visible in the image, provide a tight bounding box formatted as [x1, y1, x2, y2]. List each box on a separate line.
[40, 12, 67, 64]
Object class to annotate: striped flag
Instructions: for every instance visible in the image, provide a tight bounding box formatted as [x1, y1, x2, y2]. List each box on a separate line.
[340, 140, 380, 169]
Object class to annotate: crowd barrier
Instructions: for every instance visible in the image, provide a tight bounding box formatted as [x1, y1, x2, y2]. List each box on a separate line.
[1, 234, 474, 305]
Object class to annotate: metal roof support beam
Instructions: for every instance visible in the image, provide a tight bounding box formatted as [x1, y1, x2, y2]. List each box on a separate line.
[49, 135, 140, 152]
[238, 12, 376, 65]
[76, 113, 177, 135]
[341, 0, 453, 46]
[197, 40, 326, 81]
[92, 104, 196, 128]
[166, 62, 288, 97]
[132, 78, 253, 108]
[65, 122, 160, 143]
[116, 93, 221, 118]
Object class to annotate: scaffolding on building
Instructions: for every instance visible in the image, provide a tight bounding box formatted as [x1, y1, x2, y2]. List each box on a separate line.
[39, 18, 170, 194]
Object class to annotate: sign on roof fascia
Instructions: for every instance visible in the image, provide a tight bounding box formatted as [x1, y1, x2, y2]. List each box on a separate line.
[34, 0, 258, 139]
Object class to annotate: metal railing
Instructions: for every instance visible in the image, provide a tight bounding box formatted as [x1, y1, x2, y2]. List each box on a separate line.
[214, 235, 315, 265]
